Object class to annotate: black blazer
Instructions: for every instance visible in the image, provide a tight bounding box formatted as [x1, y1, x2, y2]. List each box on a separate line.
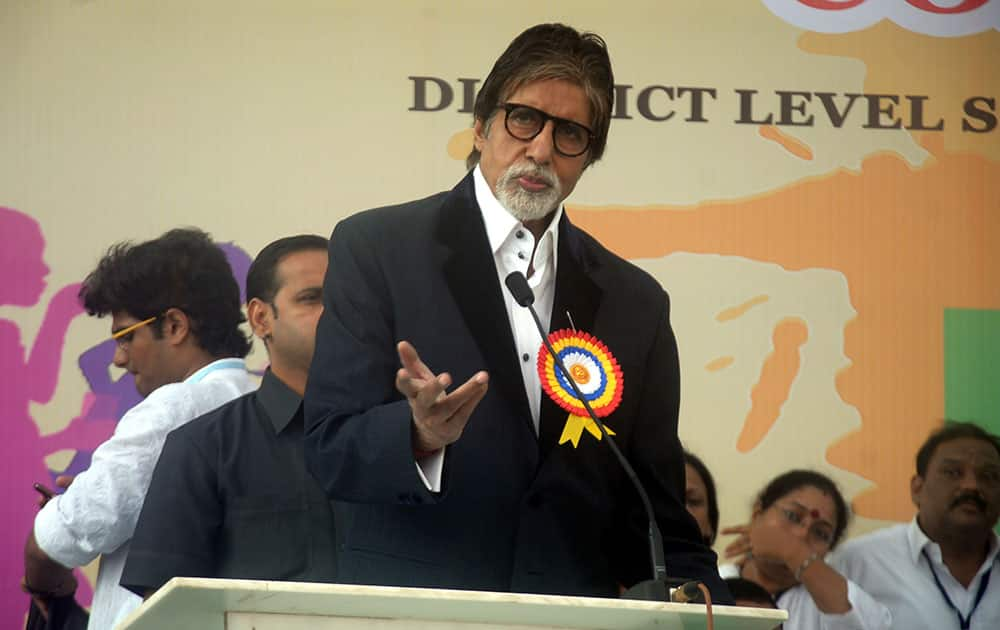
[304, 172, 726, 598]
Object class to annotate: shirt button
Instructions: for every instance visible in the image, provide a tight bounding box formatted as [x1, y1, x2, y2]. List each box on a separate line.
[516, 230, 525, 239]
[522, 353, 530, 362]
[517, 251, 526, 260]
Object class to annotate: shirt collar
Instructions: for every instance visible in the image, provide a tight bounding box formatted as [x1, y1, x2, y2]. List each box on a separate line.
[908, 515, 1000, 567]
[256, 369, 304, 434]
[472, 164, 563, 258]
[908, 516, 935, 564]
[184, 357, 247, 384]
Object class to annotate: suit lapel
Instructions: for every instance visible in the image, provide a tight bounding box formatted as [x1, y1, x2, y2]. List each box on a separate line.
[537, 215, 603, 459]
[435, 174, 533, 425]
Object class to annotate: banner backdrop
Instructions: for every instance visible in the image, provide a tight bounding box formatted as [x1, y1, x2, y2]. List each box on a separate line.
[2, 0, 998, 621]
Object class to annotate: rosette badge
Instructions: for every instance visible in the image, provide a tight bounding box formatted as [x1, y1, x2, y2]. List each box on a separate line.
[537, 329, 624, 448]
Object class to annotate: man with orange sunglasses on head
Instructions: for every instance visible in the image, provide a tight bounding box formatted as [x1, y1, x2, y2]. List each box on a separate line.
[23, 228, 256, 630]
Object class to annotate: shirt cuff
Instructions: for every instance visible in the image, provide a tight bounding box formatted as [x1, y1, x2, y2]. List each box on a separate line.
[821, 580, 893, 630]
[34, 497, 93, 569]
[415, 448, 445, 493]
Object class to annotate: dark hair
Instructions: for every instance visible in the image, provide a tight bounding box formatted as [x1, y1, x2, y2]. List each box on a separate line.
[684, 451, 720, 545]
[757, 470, 850, 549]
[724, 577, 777, 609]
[916, 421, 1000, 477]
[80, 227, 251, 359]
[468, 23, 614, 169]
[246, 235, 329, 310]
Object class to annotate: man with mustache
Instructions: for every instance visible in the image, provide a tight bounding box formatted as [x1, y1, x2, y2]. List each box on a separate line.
[304, 23, 727, 599]
[832, 422, 1000, 629]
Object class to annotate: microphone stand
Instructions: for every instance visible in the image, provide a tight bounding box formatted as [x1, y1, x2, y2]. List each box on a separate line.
[505, 272, 692, 602]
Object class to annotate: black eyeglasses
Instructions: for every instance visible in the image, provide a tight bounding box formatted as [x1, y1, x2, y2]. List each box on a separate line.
[500, 103, 594, 157]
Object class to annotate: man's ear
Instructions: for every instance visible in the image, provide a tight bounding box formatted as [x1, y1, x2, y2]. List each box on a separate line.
[473, 118, 487, 152]
[247, 298, 273, 342]
[160, 308, 191, 346]
[751, 501, 763, 521]
[910, 474, 924, 508]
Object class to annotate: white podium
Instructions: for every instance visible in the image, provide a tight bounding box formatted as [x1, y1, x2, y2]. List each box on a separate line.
[118, 578, 786, 630]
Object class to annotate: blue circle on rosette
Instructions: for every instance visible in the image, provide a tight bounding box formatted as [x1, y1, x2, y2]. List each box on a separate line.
[554, 346, 608, 402]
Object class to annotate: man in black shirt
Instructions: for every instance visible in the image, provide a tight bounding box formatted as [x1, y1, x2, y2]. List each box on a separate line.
[121, 235, 335, 596]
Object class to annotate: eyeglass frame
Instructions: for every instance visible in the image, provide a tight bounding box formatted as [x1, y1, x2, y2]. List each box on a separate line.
[110, 315, 160, 350]
[772, 501, 836, 547]
[498, 102, 595, 158]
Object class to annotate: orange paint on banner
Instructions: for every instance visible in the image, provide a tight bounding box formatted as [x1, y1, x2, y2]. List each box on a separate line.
[706, 356, 735, 372]
[717, 295, 770, 322]
[759, 125, 815, 160]
[738, 318, 808, 453]
[568, 134, 1000, 521]
[447, 128, 475, 161]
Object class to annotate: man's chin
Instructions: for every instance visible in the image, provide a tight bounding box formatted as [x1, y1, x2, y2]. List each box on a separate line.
[500, 193, 560, 223]
[508, 206, 555, 224]
[133, 378, 154, 398]
[946, 507, 993, 530]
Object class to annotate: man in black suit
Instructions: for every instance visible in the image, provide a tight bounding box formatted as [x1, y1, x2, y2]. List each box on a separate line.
[304, 22, 726, 599]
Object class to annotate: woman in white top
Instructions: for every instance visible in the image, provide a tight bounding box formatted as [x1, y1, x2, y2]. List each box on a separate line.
[720, 470, 891, 630]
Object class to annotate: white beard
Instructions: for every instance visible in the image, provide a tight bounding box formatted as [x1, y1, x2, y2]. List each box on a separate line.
[495, 162, 563, 222]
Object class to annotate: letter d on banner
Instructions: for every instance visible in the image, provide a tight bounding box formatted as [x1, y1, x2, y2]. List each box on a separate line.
[409, 76, 453, 112]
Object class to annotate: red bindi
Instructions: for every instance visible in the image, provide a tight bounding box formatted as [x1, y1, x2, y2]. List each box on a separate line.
[809, 508, 820, 520]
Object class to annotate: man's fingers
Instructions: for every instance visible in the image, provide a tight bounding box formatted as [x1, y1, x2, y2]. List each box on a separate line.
[396, 369, 421, 398]
[720, 524, 749, 535]
[397, 341, 435, 380]
[430, 372, 488, 420]
[413, 371, 488, 423]
[414, 373, 450, 409]
[447, 375, 489, 425]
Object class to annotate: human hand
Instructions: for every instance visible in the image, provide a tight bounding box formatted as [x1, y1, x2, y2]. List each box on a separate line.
[35, 475, 75, 508]
[748, 511, 812, 571]
[720, 523, 751, 561]
[395, 341, 488, 454]
[21, 568, 78, 615]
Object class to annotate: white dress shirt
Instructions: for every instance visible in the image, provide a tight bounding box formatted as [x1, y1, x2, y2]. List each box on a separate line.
[34, 358, 257, 630]
[416, 167, 562, 491]
[718, 563, 892, 630]
[473, 164, 560, 431]
[832, 519, 1000, 630]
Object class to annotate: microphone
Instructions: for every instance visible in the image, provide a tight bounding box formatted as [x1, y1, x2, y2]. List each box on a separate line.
[504, 271, 694, 602]
[504, 271, 535, 307]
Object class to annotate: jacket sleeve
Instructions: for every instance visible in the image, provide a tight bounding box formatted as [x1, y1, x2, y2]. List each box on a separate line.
[304, 216, 441, 504]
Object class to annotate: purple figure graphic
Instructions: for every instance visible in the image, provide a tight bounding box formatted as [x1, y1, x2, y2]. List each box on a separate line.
[0, 216, 252, 628]
[221, 242, 253, 304]
[1, 214, 256, 624]
[0, 207, 105, 626]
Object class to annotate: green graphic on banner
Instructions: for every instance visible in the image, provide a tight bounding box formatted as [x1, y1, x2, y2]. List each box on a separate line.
[944, 308, 1000, 534]
[944, 308, 1000, 435]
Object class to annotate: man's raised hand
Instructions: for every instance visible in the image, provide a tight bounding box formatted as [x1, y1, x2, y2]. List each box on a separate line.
[395, 341, 488, 454]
